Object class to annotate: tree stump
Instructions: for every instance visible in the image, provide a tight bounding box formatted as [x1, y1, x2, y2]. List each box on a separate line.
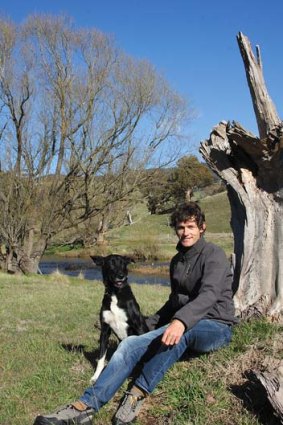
[199, 33, 283, 320]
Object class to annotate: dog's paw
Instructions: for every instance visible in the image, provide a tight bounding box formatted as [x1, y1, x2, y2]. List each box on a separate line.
[90, 373, 99, 384]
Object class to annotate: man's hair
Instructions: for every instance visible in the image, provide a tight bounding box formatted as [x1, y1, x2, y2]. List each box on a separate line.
[170, 202, 205, 229]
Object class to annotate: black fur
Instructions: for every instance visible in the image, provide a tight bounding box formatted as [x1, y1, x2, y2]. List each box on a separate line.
[90, 254, 148, 382]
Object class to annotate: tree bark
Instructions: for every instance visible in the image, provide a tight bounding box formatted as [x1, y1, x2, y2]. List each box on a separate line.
[252, 363, 283, 423]
[199, 33, 283, 319]
[95, 215, 108, 246]
[236, 32, 281, 138]
[0, 232, 47, 274]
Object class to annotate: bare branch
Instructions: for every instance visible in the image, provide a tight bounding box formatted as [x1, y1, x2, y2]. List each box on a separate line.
[237, 32, 280, 138]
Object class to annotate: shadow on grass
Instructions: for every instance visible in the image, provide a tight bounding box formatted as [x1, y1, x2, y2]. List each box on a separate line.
[230, 370, 282, 425]
[61, 341, 119, 370]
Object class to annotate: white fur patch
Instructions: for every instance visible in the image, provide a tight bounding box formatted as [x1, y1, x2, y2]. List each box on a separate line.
[102, 295, 129, 340]
[90, 353, 106, 383]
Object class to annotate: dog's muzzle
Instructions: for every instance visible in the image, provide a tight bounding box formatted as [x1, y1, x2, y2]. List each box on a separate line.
[113, 277, 127, 288]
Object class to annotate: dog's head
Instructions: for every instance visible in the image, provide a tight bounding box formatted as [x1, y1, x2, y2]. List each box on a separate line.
[90, 254, 135, 289]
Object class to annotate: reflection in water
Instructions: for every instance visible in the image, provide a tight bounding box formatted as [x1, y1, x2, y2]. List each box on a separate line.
[39, 256, 170, 286]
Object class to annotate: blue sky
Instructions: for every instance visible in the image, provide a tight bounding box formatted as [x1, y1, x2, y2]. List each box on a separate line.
[1, 0, 282, 155]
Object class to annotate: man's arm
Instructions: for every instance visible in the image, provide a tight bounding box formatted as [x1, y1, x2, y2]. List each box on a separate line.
[145, 296, 176, 330]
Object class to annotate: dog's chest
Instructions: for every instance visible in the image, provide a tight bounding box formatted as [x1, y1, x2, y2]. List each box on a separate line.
[102, 295, 128, 340]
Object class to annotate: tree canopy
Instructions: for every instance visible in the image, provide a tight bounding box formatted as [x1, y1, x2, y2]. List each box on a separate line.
[170, 155, 214, 202]
[0, 15, 190, 273]
[141, 155, 214, 214]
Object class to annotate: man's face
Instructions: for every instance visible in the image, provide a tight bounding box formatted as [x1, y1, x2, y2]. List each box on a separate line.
[175, 218, 206, 248]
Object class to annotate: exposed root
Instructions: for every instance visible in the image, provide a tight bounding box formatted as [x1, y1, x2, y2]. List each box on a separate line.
[268, 298, 283, 323]
[237, 296, 283, 324]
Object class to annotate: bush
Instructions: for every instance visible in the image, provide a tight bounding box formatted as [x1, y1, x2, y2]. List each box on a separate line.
[202, 182, 226, 197]
[132, 239, 161, 261]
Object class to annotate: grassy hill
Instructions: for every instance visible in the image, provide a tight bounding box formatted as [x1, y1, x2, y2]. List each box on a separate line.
[59, 191, 233, 260]
[106, 191, 233, 258]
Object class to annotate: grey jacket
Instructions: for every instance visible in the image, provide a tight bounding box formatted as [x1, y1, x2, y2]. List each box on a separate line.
[146, 237, 237, 330]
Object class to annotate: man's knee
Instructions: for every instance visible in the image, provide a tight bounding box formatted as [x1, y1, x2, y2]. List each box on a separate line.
[118, 335, 141, 352]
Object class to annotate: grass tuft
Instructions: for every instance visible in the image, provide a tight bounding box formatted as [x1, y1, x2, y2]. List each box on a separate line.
[49, 268, 71, 284]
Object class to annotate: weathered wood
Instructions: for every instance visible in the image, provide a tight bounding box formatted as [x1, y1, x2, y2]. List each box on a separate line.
[250, 361, 283, 423]
[237, 32, 281, 138]
[199, 33, 283, 320]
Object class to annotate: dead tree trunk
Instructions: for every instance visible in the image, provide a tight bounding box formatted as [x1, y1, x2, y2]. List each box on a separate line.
[200, 32, 283, 320]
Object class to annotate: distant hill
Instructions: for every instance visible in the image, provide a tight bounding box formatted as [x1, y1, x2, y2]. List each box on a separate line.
[48, 191, 233, 259]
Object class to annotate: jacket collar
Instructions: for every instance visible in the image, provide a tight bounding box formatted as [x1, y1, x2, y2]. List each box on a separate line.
[176, 236, 206, 258]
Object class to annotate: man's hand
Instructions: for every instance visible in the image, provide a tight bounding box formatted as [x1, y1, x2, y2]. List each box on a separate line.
[162, 319, 185, 346]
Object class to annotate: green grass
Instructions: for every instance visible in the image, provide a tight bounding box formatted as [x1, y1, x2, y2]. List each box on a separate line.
[0, 273, 282, 425]
[199, 191, 231, 233]
[110, 192, 233, 254]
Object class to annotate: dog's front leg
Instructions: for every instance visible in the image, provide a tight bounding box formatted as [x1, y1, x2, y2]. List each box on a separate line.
[90, 322, 111, 384]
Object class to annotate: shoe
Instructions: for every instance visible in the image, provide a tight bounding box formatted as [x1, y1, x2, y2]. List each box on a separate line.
[33, 401, 95, 425]
[113, 390, 147, 424]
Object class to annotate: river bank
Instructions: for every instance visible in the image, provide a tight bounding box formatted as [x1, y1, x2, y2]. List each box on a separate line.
[39, 255, 170, 286]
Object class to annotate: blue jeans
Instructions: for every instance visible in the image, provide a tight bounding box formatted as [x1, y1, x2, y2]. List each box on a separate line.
[80, 319, 232, 411]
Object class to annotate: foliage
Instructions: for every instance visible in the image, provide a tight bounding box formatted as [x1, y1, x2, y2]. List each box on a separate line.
[169, 155, 214, 203]
[201, 181, 226, 197]
[140, 168, 173, 214]
[141, 156, 214, 214]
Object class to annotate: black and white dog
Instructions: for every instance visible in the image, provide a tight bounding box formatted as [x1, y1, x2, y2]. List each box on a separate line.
[90, 254, 148, 383]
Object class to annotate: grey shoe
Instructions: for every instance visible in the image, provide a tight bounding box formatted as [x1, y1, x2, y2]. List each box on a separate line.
[113, 391, 147, 424]
[33, 401, 95, 425]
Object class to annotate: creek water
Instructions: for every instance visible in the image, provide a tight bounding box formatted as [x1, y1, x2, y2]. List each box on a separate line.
[39, 256, 170, 286]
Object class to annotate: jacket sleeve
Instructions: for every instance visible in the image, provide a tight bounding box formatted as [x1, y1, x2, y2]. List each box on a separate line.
[145, 297, 175, 330]
[145, 255, 180, 330]
[172, 246, 229, 329]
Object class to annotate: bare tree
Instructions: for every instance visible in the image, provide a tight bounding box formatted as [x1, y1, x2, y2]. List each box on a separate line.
[200, 33, 283, 320]
[0, 15, 189, 274]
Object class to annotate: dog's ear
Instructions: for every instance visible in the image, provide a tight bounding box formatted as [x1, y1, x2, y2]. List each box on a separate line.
[124, 256, 135, 264]
[90, 255, 104, 266]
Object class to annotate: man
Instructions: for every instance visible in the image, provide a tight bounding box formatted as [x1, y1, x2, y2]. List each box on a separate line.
[34, 202, 237, 425]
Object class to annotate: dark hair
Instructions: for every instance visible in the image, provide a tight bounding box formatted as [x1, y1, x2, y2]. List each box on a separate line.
[170, 202, 205, 229]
